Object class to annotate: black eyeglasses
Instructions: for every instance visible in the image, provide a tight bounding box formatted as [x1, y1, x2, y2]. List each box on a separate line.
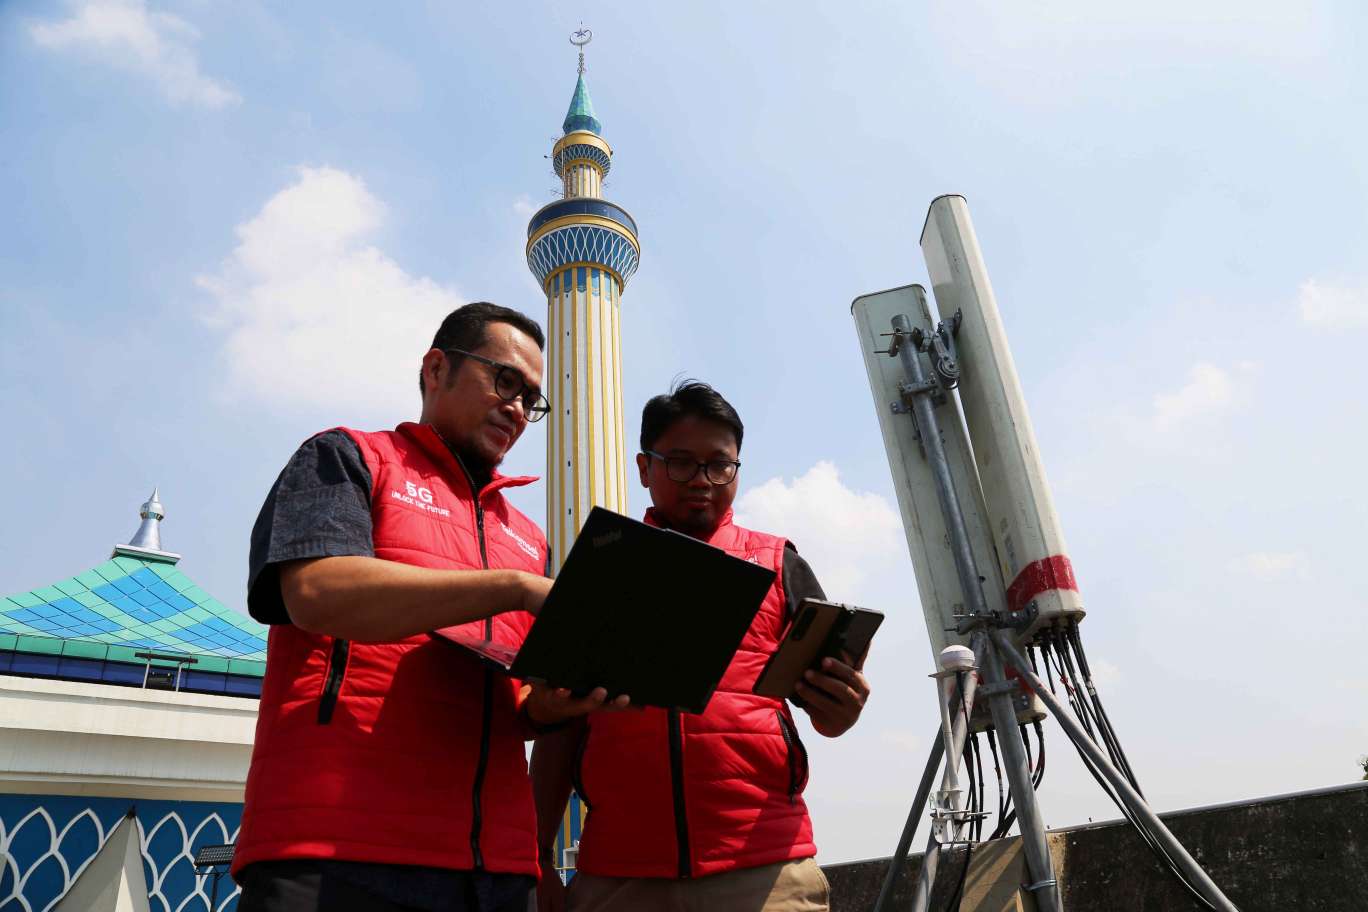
[643, 450, 741, 485]
[444, 349, 550, 422]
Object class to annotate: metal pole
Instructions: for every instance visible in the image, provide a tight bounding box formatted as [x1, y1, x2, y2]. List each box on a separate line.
[992, 630, 1240, 912]
[891, 312, 1060, 909]
[979, 637, 1062, 912]
[890, 317, 1008, 911]
[891, 313, 993, 620]
[909, 633, 985, 912]
[871, 730, 944, 912]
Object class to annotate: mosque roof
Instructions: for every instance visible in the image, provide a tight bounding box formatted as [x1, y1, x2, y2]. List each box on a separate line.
[0, 491, 266, 682]
[562, 74, 602, 136]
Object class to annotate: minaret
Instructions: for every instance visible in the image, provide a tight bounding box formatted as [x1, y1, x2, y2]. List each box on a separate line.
[527, 28, 640, 570]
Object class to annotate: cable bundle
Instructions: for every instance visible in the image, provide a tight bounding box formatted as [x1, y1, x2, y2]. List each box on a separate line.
[1036, 622, 1221, 910]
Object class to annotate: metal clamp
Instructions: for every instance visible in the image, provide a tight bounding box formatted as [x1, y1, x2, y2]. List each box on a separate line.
[1000, 601, 1039, 631]
[929, 319, 961, 388]
[899, 379, 941, 397]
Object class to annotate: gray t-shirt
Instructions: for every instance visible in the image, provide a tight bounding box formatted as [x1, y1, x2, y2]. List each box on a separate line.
[248, 430, 375, 625]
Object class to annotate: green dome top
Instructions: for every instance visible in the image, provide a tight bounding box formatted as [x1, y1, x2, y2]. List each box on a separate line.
[562, 74, 602, 136]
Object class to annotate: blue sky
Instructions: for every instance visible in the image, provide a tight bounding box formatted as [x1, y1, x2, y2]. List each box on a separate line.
[3, 0, 1367, 862]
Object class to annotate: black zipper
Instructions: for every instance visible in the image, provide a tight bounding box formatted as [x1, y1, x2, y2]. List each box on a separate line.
[571, 725, 593, 810]
[471, 662, 493, 869]
[668, 708, 692, 877]
[455, 453, 494, 870]
[316, 638, 349, 724]
[777, 710, 808, 802]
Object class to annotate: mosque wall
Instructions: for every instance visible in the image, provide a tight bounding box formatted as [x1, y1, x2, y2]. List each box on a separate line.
[0, 676, 254, 910]
[0, 793, 244, 912]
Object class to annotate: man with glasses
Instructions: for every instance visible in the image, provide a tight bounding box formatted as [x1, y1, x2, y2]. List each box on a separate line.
[532, 381, 871, 912]
[234, 303, 620, 912]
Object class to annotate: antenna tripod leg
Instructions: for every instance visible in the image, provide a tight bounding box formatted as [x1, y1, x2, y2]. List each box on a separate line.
[992, 630, 1240, 912]
[871, 728, 943, 912]
[979, 635, 1062, 912]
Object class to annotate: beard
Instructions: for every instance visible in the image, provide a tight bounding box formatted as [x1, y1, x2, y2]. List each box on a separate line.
[657, 504, 720, 539]
[434, 424, 502, 490]
[456, 441, 499, 490]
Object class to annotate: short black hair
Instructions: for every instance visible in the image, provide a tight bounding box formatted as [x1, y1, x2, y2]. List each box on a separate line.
[421, 302, 546, 394]
[640, 380, 744, 453]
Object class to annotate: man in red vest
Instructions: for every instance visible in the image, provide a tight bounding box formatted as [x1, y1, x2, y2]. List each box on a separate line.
[235, 303, 622, 912]
[532, 381, 872, 912]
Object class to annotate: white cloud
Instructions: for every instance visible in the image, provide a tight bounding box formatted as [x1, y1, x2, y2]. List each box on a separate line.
[512, 194, 538, 219]
[197, 166, 463, 419]
[1297, 278, 1368, 329]
[30, 0, 239, 108]
[734, 461, 903, 601]
[1087, 658, 1122, 689]
[877, 727, 922, 755]
[1150, 362, 1253, 432]
[1227, 551, 1310, 581]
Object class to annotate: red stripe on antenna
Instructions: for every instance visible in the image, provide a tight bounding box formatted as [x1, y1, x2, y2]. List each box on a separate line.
[1006, 554, 1078, 613]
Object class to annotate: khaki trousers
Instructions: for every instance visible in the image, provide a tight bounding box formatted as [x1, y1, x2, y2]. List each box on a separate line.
[566, 857, 829, 912]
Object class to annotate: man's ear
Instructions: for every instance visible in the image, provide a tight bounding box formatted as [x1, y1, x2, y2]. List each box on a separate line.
[635, 452, 650, 488]
[421, 348, 446, 393]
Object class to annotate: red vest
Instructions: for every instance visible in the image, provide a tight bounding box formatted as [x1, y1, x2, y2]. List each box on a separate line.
[573, 510, 816, 878]
[233, 423, 546, 878]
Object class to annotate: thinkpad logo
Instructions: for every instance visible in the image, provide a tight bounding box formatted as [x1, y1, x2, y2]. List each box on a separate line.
[592, 530, 622, 549]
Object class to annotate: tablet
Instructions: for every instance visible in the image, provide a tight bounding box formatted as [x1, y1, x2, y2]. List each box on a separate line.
[752, 598, 884, 699]
[433, 507, 776, 714]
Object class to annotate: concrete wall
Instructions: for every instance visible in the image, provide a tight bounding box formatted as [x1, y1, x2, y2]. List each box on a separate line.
[823, 781, 1368, 911]
[0, 676, 256, 802]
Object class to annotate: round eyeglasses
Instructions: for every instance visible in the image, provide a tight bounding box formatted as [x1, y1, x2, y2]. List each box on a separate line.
[445, 348, 550, 422]
[643, 450, 741, 485]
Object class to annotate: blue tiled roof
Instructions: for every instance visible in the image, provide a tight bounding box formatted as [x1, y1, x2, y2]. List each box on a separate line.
[562, 74, 602, 136]
[1, 555, 266, 675]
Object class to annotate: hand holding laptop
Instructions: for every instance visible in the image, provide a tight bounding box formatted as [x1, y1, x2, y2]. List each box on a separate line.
[523, 681, 631, 729]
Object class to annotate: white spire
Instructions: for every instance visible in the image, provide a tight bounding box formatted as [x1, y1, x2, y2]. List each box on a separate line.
[127, 487, 164, 550]
[114, 487, 181, 564]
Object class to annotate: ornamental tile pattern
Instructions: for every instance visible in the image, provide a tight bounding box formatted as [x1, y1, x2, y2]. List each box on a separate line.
[0, 556, 266, 667]
[553, 144, 611, 178]
[0, 795, 243, 912]
[528, 224, 640, 288]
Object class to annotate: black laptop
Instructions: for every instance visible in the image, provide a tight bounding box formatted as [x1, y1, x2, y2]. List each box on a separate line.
[434, 507, 775, 714]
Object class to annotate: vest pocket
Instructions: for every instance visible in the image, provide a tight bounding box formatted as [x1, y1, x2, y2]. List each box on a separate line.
[317, 638, 350, 724]
[776, 710, 809, 802]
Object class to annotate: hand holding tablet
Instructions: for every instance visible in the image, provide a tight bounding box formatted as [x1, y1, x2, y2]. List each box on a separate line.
[752, 598, 883, 700]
